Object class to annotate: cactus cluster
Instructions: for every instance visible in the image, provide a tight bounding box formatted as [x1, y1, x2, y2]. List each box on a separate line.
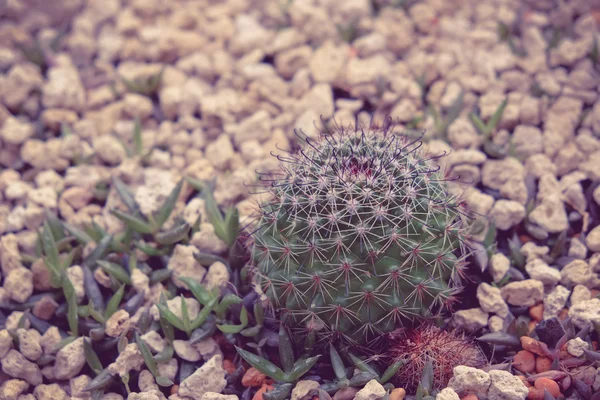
[249, 121, 472, 346]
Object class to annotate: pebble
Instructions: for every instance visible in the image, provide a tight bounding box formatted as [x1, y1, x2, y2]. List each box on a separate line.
[501, 279, 544, 307]
[53, 337, 86, 380]
[448, 366, 490, 398]
[487, 370, 528, 400]
[179, 355, 227, 400]
[543, 285, 570, 320]
[561, 259, 599, 288]
[525, 259, 561, 286]
[1, 349, 42, 385]
[476, 283, 509, 318]
[513, 350, 535, 373]
[105, 310, 131, 338]
[489, 253, 510, 283]
[488, 200, 526, 230]
[435, 388, 460, 400]
[568, 298, 600, 329]
[586, 225, 600, 252]
[453, 308, 489, 331]
[566, 337, 590, 357]
[354, 379, 386, 400]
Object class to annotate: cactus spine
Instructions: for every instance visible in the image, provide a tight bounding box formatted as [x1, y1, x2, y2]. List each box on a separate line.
[249, 121, 470, 345]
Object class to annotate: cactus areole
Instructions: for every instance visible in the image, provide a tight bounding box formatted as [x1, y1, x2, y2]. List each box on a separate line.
[249, 122, 471, 345]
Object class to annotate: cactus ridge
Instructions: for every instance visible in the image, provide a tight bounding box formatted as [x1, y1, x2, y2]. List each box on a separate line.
[248, 120, 471, 346]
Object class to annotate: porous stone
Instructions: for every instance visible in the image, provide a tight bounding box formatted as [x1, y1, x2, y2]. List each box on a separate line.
[178, 355, 227, 400]
[477, 283, 509, 318]
[448, 365, 491, 398]
[487, 370, 528, 400]
[501, 280, 544, 307]
[453, 308, 489, 331]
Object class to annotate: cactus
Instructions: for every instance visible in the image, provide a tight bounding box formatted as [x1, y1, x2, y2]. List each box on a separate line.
[248, 120, 471, 346]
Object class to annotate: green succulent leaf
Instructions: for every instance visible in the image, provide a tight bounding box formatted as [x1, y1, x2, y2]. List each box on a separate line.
[84, 369, 113, 392]
[180, 295, 192, 335]
[155, 376, 174, 387]
[487, 99, 507, 133]
[329, 344, 347, 381]
[263, 383, 293, 400]
[111, 209, 154, 234]
[179, 276, 215, 305]
[476, 332, 521, 347]
[62, 273, 79, 337]
[349, 353, 379, 377]
[215, 294, 242, 318]
[380, 359, 405, 384]
[83, 235, 113, 269]
[136, 332, 158, 376]
[98, 261, 131, 285]
[216, 306, 248, 334]
[235, 346, 288, 382]
[155, 222, 190, 245]
[112, 177, 139, 214]
[83, 339, 103, 375]
[104, 284, 125, 320]
[160, 312, 176, 343]
[156, 299, 185, 332]
[154, 179, 184, 229]
[278, 325, 295, 373]
[285, 355, 321, 382]
[154, 344, 174, 363]
[223, 207, 240, 247]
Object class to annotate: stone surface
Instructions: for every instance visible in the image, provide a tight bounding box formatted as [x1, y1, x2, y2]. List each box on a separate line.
[487, 370, 528, 400]
[448, 366, 491, 398]
[501, 280, 544, 307]
[179, 355, 227, 400]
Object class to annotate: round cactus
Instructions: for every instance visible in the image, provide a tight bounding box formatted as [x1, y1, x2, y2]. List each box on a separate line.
[249, 121, 471, 345]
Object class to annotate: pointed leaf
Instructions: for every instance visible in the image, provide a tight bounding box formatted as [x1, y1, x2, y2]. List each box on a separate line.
[235, 346, 287, 382]
[154, 344, 174, 363]
[487, 99, 507, 133]
[349, 353, 379, 376]
[476, 332, 521, 347]
[420, 358, 434, 393]
[155, 222, 190, 245]
[156, 376, 173, 387]
[104, 285, 125, 320]
[216, 306, 248, 334]
[469, 113, 487, 135]
[179, 276, 214, 305]
[84, 266, 105, 313]
[278, 325, 295, 373]
[156, 302, 185, 332]
[329, 344, 347, 381]
[136, 332, 158, 376]
[62, 274, 79, 337]
[380, 359, 405, 384]
[150, 269, 172, 285]
[159, 312, 175, 343]
[98, 261, 131, 285]
[133, 118, 143, 155]
[83, 339, 103, 375]
[223, 207, 240, 247]
[83, 235, 113, 269]
[201, 186, 228, 242]
[180, 295, 192, 335]
[111, 209, 154, 234]
[84, 369, 113, 391]
[285, 355, 321, 382]
[154, 180, 183, 228]
[41, 221, 60, 271]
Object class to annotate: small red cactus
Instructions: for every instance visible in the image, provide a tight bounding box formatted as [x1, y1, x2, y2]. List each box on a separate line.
[388, 324, 486, 392]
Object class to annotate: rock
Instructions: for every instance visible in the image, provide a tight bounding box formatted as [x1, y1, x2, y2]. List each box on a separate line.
[489, 253, 510, 283]
[482, 158, 525, 190]
[53, 337, 86, 380]
[1, 349, 42, 385]
[513, 350, 535, 373]
[179, 355, 227, 400]
[561, 259, 599, 288]
[568, 238, 588, 259]
[173, 340, 201, 362]
[40, 326, 61, 355]
[487, 370, 528, 400]
[501, 280, 544, 307]
[93, 135, 127, 165]
[520, 242, 549, 263]
[141, 331, 166, 354]
[448, 365, 491, 398]
[528, 194, 568, 233]
[33, 383, 69, 400]
[453, 308, 489, 331]
[205, 134, 234, 171]
[0, 379, 29, 400]
[586, 225, 600, 252]
[0, 234, 24, 276]
[290, 380, 320, 400]
[435, 388, 460, 400]
[525, 259, 561, 286]
[567, 337, 589, 357]
[201, 394, 239, 400]
[571, 285, 591, 306]
[0, 330, 13, 358]
[17, 329, 42, 361]
[167, 244, 207, 289]
[4, 267, 33, 303]
[353, 379, 386, 400]
[105, 310, 131, 338]
[477, 283, 509, 318]
[568, 298, 600, 329]
[488, 200, 526, 230]
[1, 117, 35, 145]
[241, 367, 267, 388]
[42, 66, 86, 112]
[107, 343, 145, 376]
[123, 93, 153, 119]
[231, 110, 272, 146]
[204, 262, 230, 292]
[543, 285, 570, 319]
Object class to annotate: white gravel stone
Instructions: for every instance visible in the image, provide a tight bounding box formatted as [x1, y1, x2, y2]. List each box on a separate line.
[543, 285, 570, 320]
[4, 267, 33, 303]
[167, 244, 207, 289]
[354, 379, 386, 400]
[586, 226, 600, 252]
[501, 279, 544, 307]
[105, 310, 131, 338]
[568, 238, 588, 259]
[108, 343, 145, 376]
[17, 328, 42, 361]
[525, 259, 561, 286]
[528, 194, 569, 233]
[477, 283, 509, 318]
[571, 285, 592, 306]
[489, 253, 510, 283]
[561, 259, 599, 288]
[1, 349, 42, 385]
[568, 298, 600, 329]
[567, 337, 590, 357]
[488, 200, 526, 230]
[53, 337, 86, 380]
[173, 340, 201, 362]
[448, 365, 491, 398]
[487, 370, 528, 400]
[436, 388, 460, 400]
[453, 308, 489, 332]
[179, 355, 226, 400]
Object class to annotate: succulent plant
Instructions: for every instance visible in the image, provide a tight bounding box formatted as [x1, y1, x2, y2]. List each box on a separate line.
[248, 121, 471, 346]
